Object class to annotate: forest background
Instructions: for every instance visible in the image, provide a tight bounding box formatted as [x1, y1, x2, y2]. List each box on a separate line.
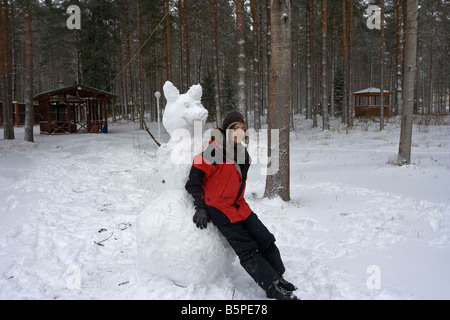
[1, 0, 448, 129]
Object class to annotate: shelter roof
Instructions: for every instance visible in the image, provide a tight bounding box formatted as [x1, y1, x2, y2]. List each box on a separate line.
[353, 87, 391, 95]
[34, 84, 117, 101]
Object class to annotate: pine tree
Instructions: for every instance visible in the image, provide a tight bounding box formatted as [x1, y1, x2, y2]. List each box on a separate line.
[321, 0, 329, 130]
[210, 0, 221, 125]
[235, 0, 246, 116]
[23, 0, 33, 142]
[201, 70, 216, 122]
[1, 0, 15, 139]
[78, 0, 119, 89]
[221, 69, 236, 116]
[333, 70, 344, 117]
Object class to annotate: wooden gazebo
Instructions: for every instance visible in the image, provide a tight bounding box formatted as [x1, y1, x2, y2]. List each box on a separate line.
[353, 87, 391, 117]
[33, 84, 117, 135]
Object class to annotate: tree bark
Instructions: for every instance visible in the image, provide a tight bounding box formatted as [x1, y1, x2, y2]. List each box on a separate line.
[380, 0, 385, 130]
[210, 0, 221, 126]
[321, 0, 329, 130]
[250, 0, 261, 129]
[398, 0, 418, 165]
[428, 0, 435, 114]
[1, 0, 14, 139]
[264, 0, 291, 202]
[395, 0, 403, 115]
[137, 0, 144, 129]
[347, 0, 354, 128]
[182, 0, 190, 91]
[305, 0, 312, 120]
[311, 0, 317, 128]
[165, 0, 172, 81]
[24, 3, 33, 142]
[342, 0, 348, 125]
[235, 0, 246, 116]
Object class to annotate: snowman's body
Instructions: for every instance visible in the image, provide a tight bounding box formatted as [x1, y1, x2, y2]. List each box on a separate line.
[137, 81, 234, 286]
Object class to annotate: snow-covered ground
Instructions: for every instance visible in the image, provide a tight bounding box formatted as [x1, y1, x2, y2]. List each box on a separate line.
[1, 115, 449, 300]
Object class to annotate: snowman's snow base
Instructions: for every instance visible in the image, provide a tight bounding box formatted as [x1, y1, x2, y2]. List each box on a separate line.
[137, 190, 235, 286]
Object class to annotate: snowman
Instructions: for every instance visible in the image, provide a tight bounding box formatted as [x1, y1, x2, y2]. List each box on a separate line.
[137, 81, 234, 286]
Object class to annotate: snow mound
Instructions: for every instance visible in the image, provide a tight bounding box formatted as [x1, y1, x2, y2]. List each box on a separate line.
[137, 81, 234, 286]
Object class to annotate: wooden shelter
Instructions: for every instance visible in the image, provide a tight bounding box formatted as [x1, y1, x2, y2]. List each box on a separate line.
[0, 102, 39, 127]
[353, 87, 391, 117]
[33, 84, 117, 135]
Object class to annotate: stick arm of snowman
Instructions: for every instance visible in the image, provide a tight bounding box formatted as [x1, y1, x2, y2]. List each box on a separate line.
[132, 93, 161, 147]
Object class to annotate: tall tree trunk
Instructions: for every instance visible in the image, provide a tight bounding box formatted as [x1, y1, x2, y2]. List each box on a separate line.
[1, 0, 14, 139]
[124, 0, 133, 120]
[321, 0, 329, 130]
[165, 0, 172, 81]
[192, 2, 202, 84]
[265, 0, 271, 117]
[10, 0, 15, 102]
[259, 1, 265, 119]
[342, 0, 348, 125]
[137, 0, 144, 129]
[178, 0, 183, 90]
[210, 0, 221, 126]
[330, 5, 337, 118]
[182, 0, 190, 90]
[428, 0, 435, 114]
[235, 0, 246, 116]
[398, 0, 418, 165]
[295, 5, 302, 116]
[305, 0, 312, 120]
[380, 0, 385, 130]
[347, 0, 354, 128]
[311, 0, 317, 128]
[264, 0, 291, 202]
[24, 3, 33, 142]
[250, 0, 261, 129]
[395, 0, 403, 115]
[0, 0, 6, 127]
[76, 30, 83, 84]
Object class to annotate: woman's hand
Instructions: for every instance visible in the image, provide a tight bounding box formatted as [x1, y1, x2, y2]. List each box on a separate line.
[193, 208, 210, 229]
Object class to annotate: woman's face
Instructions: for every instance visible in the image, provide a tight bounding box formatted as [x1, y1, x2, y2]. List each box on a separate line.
[230, 123, 246, 144]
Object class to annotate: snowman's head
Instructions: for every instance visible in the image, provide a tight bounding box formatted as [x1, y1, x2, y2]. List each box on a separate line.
[162, 81, 208, 137]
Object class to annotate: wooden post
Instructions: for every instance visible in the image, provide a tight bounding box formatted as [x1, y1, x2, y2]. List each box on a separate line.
[14, 102, 20, 126]
[104, 100, 108, 126]
[99, 100, 103, 123]
[66, 97, 71, 133]
[41, 97, 51, 134]
[74, 102, 78, 132]
[86, 99, 91, 132]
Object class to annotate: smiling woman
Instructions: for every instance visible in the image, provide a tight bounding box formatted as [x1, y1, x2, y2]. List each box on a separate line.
[185, 110, 298, 300]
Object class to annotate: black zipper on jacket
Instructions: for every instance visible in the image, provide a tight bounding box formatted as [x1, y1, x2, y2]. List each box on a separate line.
[233, 160, 249, 209]
[233, 180, 246, 209]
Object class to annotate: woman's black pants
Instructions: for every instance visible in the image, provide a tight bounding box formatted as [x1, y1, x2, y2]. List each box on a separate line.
[217, 212, 285, 291]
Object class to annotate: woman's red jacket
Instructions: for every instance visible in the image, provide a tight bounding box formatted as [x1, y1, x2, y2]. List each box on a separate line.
[185, 141, 252, 225]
